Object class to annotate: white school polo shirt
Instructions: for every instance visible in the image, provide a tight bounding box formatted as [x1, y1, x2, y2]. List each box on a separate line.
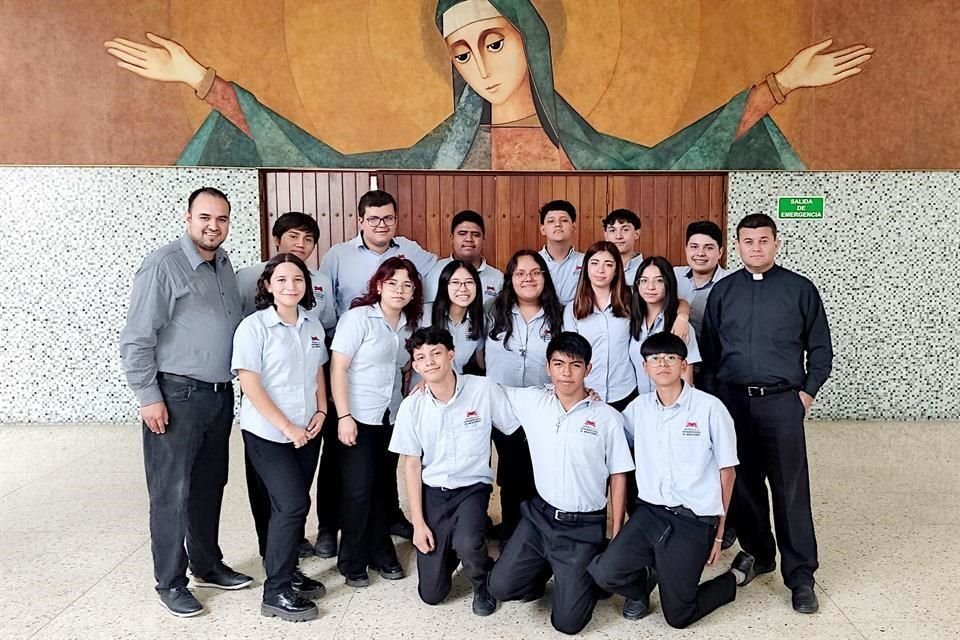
[539, 246, 584, 305]
[389, 375, 520, 490]
[319, 233, 438, 318]
[674, 265, 730, 335]
[502, 386, 635, 513]
[623, 253, 644, 288]
[236, 261, 337, 332]
[629, 312, 702, 394]
[232, 307, 329, 443]
[420, 312, 483, 375]
[622, 384, 738, 516]
[484, 306, 554, 388]
[330, 303, 412, 425]
[422, 257, 504, 305]
[563, 303, 635, 402]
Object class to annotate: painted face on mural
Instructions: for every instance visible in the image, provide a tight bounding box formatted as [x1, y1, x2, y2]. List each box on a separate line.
[736, 227, 780, 272]
[185, 192, 230, 255]
[445, 17, 529, 108]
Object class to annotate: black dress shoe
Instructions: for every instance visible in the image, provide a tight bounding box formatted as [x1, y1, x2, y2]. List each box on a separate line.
[261, 589, 318, 622]
[721, 527, 738, 550]
[472, 584, 497, 616]
[298, 538, 314, 559]
[622, 567, 657, 621]
[314, 529, 338, 559]
[372, 563, 405, 580]
[157, 587, 203, 618]
[792, 585, 819, 614]
[731, 551, 775, 587]
[345, 572, 371, 588]
[389, 518, 414, 540]
[192, 563, 254, 590]
[292, 569, 326, 599]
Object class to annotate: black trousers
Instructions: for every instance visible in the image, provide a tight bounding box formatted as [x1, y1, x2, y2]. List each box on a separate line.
[719, 385, 818, 588]
[142, 377, 232, 591]
[588, 502, 737, 629]
[491, 428, 536, 541]
[418, 483, 493, 605]
[242, 431, 320, 599]
[336, 420, 399, 576]
[314, 410, 341, 533]
[488, 496, 605, 635]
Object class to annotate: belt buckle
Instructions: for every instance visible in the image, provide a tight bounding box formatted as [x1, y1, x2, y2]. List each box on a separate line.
[747, 385, 764, 397]
[554, 509, 566, 522]
[212, 382, 226, 392]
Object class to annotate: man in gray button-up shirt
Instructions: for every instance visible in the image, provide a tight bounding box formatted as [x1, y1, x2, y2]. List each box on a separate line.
[119, 187, 252, 617]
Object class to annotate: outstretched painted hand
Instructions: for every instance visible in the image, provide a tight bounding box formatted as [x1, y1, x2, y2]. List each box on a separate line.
[776, 38, 874, 93]
[104, 33, 207, 90]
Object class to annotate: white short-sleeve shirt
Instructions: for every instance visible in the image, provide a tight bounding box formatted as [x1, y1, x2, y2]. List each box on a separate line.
[331, 303, 412, 425]
[422, 257, 504, 305]
[623, 253, 644, 288]
[389, 375, 520, 490]
[236, 261, 337, 332]
[629, 312, 702, 394]
[622, 384, 738, 516]
[484, 306, 554, 387]
[419, 311, 483, 375]
[674, 265, 730, 335]
[232, 307, 329, 443]
[540, 246, 584, 305]
[501, 386, 635, 512]
[320, 233, 438, 318]
[563, 303, 636, 402]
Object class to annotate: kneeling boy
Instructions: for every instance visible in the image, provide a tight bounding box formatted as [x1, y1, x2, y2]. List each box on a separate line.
[389, 326, 519, 616]
[588, 332, 743, 628]
[488, 332, 635, 635]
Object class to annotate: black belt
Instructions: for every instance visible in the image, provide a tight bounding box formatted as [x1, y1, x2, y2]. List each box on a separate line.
[640, 499, 719, 526]
[738, 383, 798, 397]
[158, 372, 232, 393]
[533, 496, 606, 523]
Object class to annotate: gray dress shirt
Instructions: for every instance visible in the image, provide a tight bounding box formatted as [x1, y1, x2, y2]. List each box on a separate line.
[120, 234, 242, 406]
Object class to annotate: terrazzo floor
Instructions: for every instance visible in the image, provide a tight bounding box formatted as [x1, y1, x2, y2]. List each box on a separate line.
[1, 421, 958, 639]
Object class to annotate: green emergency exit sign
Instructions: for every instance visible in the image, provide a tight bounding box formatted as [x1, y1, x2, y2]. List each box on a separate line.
[778, 197, 823, 219]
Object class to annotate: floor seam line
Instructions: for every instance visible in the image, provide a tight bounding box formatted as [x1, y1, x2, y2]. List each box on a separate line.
[331, 586, 357, 639]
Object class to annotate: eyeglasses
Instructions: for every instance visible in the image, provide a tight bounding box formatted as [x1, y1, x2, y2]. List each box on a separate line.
[448, 279, 476, 290]
[513, 269, 544, 281]
[644, 354, 683, 367]
[382, 279, 414, 293]
[364, 215, 397, 228]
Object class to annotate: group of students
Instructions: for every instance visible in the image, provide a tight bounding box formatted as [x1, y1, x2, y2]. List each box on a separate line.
[120, 186, 833, 634]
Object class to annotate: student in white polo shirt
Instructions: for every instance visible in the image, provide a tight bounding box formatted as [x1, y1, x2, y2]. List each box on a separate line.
[390, 326, 520, 616]
[485, 249, 565, 544]
[588, 332, 742, 628]
[330, 256, 423, 587]
[563, 241, 637, 410]
[538, 200, 584, 305]
[422, 260, 486, 374]
[423, 210, 504, 306]
[235, 211, 338, 561]
[488, 332, 635, 636]
[603, 209, 644, 286]
[629, 256, 700, 394]
[232, 253, 329, 623]
[320, 190, 438, 319]
[674, 220, 730, 336]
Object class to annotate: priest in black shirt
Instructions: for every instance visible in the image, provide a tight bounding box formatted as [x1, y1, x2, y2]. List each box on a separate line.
[700, 213, 833, 615]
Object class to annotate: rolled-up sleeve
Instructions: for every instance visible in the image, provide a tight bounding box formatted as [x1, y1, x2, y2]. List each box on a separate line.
[119, 263, 174, 407]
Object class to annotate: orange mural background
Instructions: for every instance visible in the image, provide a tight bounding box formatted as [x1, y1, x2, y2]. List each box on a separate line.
[1, 0, 958, 169]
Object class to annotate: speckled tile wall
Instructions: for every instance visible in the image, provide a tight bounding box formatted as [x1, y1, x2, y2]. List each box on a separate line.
[727, 172, 960, 420]
[1, 169, 955, 422]
[0, 167, 261, 423]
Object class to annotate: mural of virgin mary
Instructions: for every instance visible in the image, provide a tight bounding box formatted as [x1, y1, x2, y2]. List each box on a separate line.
[105, 0, 872, 170]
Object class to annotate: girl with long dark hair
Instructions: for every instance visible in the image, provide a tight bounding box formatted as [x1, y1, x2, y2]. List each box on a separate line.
[485, 249, 564, 545]
[329, 256, 423, 587]
[425, 259, 486, 373]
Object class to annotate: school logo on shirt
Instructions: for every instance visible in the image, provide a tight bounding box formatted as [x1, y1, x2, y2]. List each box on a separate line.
[313, 284, 326, 301]
[310, 335, 324, 349]
[579, 419, 598, 436]
[464, 409, 482, 426]
[682, 421, 701, 437]
[539, 326, 552, 342]
[574, 265, 583, 273]
[484, 285, 497, 298]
